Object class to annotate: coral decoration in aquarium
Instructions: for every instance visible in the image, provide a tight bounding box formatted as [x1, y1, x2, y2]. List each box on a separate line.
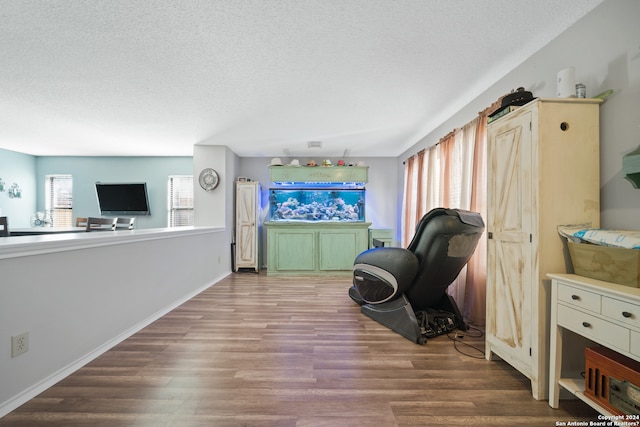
[269, 188, 365, 222]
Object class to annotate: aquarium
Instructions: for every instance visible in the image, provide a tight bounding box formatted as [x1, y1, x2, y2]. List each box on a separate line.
[269, 187, 365, 222]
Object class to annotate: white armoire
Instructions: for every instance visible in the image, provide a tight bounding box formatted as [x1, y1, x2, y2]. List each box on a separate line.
[485, 98, 601, 400]
[235, 181, 261, 272]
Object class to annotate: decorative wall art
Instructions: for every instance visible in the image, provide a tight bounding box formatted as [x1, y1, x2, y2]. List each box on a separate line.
[8, 183, 22, 199]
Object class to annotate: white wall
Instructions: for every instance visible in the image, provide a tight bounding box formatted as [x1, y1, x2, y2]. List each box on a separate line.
[193, 145, 231, 227]
[0, 227, 228, 417]
[399, 0, 640, 229]
[193, 145, 240, 271]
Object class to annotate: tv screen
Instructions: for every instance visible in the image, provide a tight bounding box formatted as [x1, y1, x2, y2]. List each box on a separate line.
[95, 182, 151, 216]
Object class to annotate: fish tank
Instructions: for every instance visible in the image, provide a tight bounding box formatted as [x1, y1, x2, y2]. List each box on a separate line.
[269, 186, 365, 222]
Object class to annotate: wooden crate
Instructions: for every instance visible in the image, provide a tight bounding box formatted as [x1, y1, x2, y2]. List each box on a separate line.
[584, 346, 640, 414]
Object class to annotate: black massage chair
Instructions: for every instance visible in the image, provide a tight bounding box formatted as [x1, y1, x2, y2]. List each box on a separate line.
[349, 208, 485, 344]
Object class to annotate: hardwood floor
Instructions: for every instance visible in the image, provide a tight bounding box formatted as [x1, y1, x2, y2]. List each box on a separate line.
[1, 272, 598, 426]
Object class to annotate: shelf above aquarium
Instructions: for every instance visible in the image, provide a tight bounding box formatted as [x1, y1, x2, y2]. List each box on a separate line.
[269, 165, 368, 185]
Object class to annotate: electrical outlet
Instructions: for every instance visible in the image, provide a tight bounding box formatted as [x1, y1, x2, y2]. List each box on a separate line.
[11, 331, 29, 358]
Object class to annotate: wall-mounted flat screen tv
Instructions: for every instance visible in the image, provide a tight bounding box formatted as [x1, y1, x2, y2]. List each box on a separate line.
[95, 182, 151, 216]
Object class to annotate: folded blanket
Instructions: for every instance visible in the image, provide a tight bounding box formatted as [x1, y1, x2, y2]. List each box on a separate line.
[558, 224, 640, 249]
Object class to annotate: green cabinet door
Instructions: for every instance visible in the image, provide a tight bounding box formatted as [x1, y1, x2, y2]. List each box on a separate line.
[318, 231, 361, 270]
[270, 230, 316, 271]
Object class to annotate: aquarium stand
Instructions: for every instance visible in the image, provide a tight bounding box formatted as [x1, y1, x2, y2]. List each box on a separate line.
[265, 221, 371, 277]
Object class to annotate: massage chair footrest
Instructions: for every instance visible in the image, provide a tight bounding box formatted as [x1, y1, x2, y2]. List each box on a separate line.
[360, 295, 426, 344]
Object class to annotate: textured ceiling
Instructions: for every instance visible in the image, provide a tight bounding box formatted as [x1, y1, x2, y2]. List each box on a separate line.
[0, 0, 604, 158]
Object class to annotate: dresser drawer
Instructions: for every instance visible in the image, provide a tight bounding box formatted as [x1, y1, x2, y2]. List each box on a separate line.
[557, 283, 601, 313]
[632, 331, 640, 358]
[602, 296, 640, 329]
[557, 304, 630, 352]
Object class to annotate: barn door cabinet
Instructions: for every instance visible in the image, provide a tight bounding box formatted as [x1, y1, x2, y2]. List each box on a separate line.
[485, 98, 602, 400]
[235, 181, 261, 272]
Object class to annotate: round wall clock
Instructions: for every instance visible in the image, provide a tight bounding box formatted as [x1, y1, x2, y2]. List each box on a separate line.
[199, 168, 220, 191]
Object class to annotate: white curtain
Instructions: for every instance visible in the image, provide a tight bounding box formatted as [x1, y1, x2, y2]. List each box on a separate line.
[443, 121, 478, 315]
[402, 116, 488, 325]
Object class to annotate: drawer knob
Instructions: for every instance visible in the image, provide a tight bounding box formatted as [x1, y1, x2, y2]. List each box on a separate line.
[622, 311, 633, 318]
[571, 295, 580, 300]
[582, 322, 591, 328]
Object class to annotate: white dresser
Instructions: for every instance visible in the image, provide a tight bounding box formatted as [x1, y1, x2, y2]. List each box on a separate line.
[548, 273, 640, 414]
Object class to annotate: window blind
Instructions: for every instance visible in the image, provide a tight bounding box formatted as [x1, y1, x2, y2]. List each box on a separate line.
[168, 175, 194, 227]
[45, 174, 73, 227]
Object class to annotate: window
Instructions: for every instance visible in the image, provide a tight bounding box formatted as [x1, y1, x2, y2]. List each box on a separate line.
[168, 175, 194, 227]
[45, 175, 73, 227]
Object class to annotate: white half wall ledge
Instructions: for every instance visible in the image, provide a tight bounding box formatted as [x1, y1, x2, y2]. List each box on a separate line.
[0, 226, 223, 259]
[0, 226, 229, 418]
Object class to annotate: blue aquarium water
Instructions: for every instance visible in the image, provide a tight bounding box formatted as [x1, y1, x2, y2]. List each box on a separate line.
[269, 188, 365, 222]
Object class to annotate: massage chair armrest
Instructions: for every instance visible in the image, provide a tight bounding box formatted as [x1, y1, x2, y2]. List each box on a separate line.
[352, 247, 419, 304]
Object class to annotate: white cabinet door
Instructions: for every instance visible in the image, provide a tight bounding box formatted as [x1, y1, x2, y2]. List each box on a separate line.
[486, 111, 534, 377]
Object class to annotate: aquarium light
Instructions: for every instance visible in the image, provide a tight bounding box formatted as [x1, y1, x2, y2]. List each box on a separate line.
[272, 181, 365, 189]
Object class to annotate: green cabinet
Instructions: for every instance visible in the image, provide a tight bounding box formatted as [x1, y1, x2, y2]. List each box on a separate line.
[265, 221, 371, 276]
[368, 228, 394, 248]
